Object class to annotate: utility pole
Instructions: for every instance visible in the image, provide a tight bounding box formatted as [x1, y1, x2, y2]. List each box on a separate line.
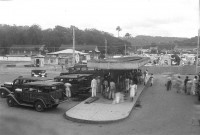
[196, 0, 200, 74]
[125, 44, 126, 56]
[72, 26, 75, 66]
[105, 39, 107, 58]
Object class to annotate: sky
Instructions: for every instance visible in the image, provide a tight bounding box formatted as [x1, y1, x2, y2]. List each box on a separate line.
[0, 0, 199, 38]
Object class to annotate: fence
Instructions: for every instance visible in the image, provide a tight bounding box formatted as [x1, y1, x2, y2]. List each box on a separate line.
[140, 65, 199, 75]
[0, 56, 31, 61]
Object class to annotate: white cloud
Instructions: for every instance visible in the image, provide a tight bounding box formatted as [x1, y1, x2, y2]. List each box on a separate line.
[0, 0, 198, 38]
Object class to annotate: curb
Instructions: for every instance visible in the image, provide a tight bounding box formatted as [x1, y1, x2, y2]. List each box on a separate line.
[64, 80, 150, 124]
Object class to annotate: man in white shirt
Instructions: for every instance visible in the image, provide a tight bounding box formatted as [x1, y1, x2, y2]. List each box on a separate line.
[91, 77, 97, 97]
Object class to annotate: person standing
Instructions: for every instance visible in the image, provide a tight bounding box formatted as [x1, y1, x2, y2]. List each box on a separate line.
[130, 80, 137, 101]
[138, 69, 143, 84]
[64, 83, 72, 98]
[149, 73, 154, 86]
[166, 76, 172, 91]
[184, 76, 189, 94]
[143, 69, 148, 85]
[191, 76, 198, 95]
[187, 80, 192, 95]
[125, 77, 130, 93]
[91, 77, 97, 97]
[109, 79, 116, 100]
[176, 76, 182, 93]
[96, 76, 101, 93]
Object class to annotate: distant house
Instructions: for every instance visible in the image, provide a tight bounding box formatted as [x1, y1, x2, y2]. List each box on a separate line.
[9, 45, 45, 56]
[149, 47, 158, 53]
[174, 45, 196, 52]
[59, 44, 101, 60]
[47, 49, 89, 67]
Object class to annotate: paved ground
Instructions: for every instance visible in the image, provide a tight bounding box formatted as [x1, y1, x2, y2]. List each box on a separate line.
[65, 83, 146, 123]
[0, 63, 200, 135]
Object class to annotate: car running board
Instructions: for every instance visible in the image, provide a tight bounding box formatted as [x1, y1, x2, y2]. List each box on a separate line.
[18, 103, 34, 107]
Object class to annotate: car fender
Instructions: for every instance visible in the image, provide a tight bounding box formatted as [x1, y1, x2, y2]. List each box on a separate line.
[34, 98, 47, 108]
[0, 87, 11, 94]
[7, 94, 20, 105]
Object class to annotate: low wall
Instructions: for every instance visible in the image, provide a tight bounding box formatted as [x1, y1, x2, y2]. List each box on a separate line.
[141, 65, 199, 75]
[0, 56, 31, 61]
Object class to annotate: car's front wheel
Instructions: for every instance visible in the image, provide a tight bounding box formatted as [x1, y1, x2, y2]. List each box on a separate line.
[35, 101, 45, 112]
[7, 96, 16, 107]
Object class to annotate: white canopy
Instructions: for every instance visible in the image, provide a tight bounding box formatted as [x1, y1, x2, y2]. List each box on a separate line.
[47, 49, 88, 55]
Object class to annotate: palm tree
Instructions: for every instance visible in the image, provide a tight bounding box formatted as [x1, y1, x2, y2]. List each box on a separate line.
[116, 26, 122, 37]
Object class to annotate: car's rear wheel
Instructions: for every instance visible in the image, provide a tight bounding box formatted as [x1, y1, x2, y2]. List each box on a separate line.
[7, 96, 16, 107]
[35, 101, 45, 112]
[0, 90, 7, 98]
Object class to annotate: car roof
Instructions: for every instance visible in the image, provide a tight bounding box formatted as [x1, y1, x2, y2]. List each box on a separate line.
[17, 77, 51, 81]
[31, 69, 46, 71]
[23, 81, 63, 87]
[55, 74, 93, 79]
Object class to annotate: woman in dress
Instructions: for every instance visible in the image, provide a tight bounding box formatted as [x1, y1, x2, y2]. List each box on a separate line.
[130, 80, 137, 101]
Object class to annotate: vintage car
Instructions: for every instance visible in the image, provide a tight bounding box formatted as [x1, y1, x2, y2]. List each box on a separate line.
[60, 64, 104, 77]
[31, 70, 47, 77]
[0, 76, 52, 98]
[54, 74, 93, 97]
[7, 81, 68, 112]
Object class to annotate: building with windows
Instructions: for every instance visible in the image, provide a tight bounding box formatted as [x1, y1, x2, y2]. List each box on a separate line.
[9, 45, 45, 56]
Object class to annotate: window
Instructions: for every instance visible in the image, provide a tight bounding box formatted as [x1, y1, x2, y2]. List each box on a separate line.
[29, 87, 37, 92]
[14, 79, 20, 85]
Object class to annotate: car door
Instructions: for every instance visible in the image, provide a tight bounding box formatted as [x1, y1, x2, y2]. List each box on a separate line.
[22, 87, 30, 102]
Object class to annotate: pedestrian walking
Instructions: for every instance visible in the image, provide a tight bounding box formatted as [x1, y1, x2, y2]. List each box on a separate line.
[64, 82, 72, 98]
[184, 76, 189, 94]
[130, 80, 137, 101]
[166, 76, 172, 91]
[91, 77, 97, 97]
[149, 73, 154, 86]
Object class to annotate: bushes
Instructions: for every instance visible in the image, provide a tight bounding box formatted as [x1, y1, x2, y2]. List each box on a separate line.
[6, 65, 16, 67]
[24, 64, 35, 67]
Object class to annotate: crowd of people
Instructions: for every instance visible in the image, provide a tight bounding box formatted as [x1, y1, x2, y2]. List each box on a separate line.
[166, 74, 200, 97]
[90, 69, 152, 104]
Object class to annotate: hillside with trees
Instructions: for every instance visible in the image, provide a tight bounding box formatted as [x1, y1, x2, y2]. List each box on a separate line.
[123, 35, 197, 52]
[0, 24, 130, 55]
[124, 35, 188, 46]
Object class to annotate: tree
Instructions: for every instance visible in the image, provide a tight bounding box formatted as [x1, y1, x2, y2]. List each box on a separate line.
[124, 33, 131, 38]
[116, 26, 122, 38]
